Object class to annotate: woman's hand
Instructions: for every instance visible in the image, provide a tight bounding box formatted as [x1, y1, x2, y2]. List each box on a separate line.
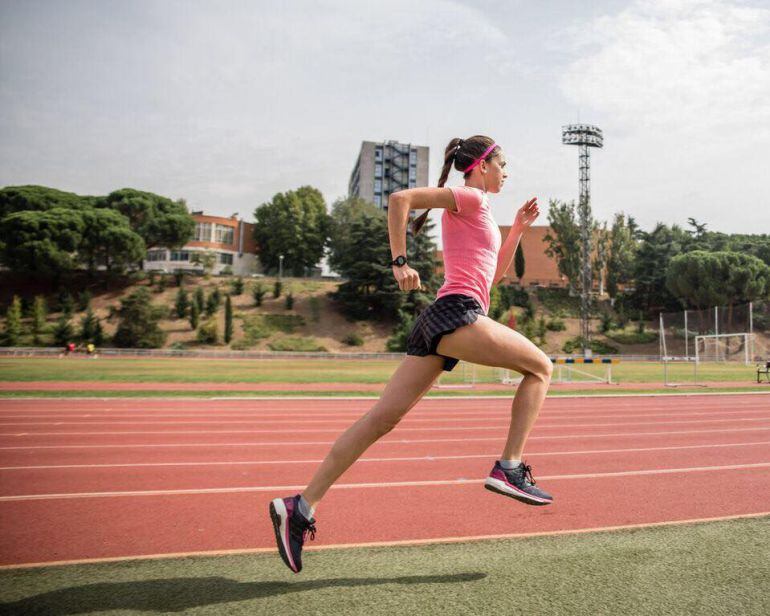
[514, 197, 539, 229]
[393, 264, 422, 291]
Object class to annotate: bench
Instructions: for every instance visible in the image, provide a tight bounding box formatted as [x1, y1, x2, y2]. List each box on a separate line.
[758, 361, 770, 384]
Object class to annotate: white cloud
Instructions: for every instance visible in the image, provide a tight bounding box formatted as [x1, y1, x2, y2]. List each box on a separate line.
[556, 0, 770, 232]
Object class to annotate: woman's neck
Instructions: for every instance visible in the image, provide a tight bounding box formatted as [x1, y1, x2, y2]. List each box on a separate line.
[464, 178, 486, 193]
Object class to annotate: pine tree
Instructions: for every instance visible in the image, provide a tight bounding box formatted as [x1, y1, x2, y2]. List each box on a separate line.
[31, 296, 47, 345]
[514, 241, 526, 281]
[53, 316, 73, 346]
[194, 287, 205, 313]
[175, 288, 189, 319]
[93, 319, 105, 346]
[224, 295, 233, 343]
[79, 307, 98, 342]
[189, 301, 200, 330]
[3, 296, 23, 346]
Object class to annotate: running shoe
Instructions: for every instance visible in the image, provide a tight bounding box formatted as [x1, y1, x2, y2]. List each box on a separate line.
[484, 461, 553, 505]
[269, 494, 317, 573]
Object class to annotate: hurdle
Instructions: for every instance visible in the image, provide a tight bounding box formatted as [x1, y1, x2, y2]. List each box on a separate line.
[500, 357, 618, 385]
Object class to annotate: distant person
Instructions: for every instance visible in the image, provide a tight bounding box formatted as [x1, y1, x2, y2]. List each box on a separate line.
[66, 342, 75, 356]
[269, 135, 551, 573]
[86, 342, 95, 356]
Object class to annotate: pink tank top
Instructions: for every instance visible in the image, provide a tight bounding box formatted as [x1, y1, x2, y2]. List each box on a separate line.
[436, 185, 502, 315]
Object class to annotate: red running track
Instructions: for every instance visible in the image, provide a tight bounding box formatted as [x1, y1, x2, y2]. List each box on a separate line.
[0, 394, 768, 567]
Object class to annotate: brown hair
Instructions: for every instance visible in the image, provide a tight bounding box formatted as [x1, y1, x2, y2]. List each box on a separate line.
[410, 135, 499, 236]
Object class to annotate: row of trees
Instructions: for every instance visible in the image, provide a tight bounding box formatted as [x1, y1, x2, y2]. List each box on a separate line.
[544, 201, 770, 315]
[0, 185, 195, 277]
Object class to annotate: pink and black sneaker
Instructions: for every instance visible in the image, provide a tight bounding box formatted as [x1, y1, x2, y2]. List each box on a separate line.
[269, 494, 317, 573]
[484, 461, 553, 506]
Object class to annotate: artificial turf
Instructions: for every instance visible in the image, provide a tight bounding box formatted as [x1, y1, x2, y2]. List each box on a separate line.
[1, 516, 768, 615]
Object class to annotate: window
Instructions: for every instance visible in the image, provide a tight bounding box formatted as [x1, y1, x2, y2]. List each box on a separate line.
[374, 195, 382, 207]
[214, 224, 234, 244]
[374, 179, 382, 194]
[169, 251, 190, 262]
[219, 252, 233, 265]
[410, 150, 417, 165]
[195, 222, 211, 242]
[375, 148, 383, 160]
[146, 249, 167, 262]
[374, 163, 382, 178]
[409, 167, 416, 181]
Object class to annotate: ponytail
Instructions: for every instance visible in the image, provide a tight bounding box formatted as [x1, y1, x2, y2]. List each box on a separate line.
[411, 135, 498, 236]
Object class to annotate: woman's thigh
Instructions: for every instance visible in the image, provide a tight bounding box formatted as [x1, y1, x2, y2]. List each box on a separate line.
[367, 354, 445, 421]
[436, 315, 552, 376]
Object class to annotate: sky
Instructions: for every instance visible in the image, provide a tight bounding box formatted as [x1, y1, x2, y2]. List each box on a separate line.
[1, 0, 769, 248]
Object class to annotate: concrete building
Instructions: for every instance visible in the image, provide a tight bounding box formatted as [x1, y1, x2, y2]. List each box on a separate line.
[349, 140, 429, 210]
[144, 212, 259, 276]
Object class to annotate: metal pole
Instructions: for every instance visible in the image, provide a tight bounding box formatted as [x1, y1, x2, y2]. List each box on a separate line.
[714, 306, 719, 361]
[749, 302, 754, 361]
[684, 310, 689, 359]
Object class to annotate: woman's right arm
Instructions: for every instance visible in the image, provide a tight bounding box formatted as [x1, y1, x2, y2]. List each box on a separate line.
[387, 187, 456, 292]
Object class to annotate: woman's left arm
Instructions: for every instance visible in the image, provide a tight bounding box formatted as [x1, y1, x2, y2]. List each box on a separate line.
[493, 197, 539, 285]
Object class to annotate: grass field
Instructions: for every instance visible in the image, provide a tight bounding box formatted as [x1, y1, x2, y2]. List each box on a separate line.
[1, 517, 767, 615]
[0, 357, 762, 385]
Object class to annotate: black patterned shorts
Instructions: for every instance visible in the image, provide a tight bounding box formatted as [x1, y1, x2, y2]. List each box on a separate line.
[406, 293, 485, 372]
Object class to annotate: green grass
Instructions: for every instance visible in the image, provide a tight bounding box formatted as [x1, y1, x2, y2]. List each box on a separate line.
[0, 358, 762, 385]
[1, 517, 767, 615]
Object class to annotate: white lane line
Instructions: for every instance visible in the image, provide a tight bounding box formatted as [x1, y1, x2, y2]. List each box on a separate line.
[2, 408, 768, 425]
[1, 426, 769, 450]
[4, 417, 770, 437]
[1, 441, 768, 471]
[1, 462, 768, 501]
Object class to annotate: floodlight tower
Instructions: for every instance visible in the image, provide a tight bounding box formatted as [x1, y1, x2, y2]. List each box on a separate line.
[561, 124, 603, 355]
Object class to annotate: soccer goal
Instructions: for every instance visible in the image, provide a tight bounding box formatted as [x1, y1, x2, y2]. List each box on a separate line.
[433, 361, 477, 389]
[695, 333, 754, 365]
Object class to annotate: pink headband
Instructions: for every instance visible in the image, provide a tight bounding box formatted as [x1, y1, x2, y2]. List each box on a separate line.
[462, 143, 498, 173]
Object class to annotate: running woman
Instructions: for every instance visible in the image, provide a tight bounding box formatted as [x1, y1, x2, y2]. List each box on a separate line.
[270, 135, 553, 573]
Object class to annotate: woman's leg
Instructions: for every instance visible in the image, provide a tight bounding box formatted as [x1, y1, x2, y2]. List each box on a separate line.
[436, 315, 553, 460]
[302, 354, 446, 509]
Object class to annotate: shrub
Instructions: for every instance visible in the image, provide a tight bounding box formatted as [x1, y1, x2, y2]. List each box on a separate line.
[175, 288, 189, 319]
[343, 332, 364, 346]
[600, 312, 613, 334]
[194, 287, 205, 313]
[606, 330, 658, 344]
[2, 296, 23, 346]
[285, 292, 294, 310]
[79, 307, 98, 342]
[252, 283, 266, 306]
[196, 319, 218, 344]
[562, 337, 618, 355]
[546, 318, 566, 332]
[231, 277, 244, 295]
[58, 291, 74, 316]
[273, 280, 282, 298]
[31, 296, 47, 345]
[189, 301, 200, 330]
[268, 335, 326, 352]
[224, 295, 233, 344]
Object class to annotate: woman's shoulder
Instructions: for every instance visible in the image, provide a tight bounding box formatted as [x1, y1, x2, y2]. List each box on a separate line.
[447, 185, 485, 215]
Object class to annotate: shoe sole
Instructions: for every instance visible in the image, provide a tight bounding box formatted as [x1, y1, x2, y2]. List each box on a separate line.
[484, 477, 552, 506]
[269, 498, 300, 573]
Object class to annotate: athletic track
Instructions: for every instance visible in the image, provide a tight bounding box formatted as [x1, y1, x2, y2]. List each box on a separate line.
[0, 393, 768, 568]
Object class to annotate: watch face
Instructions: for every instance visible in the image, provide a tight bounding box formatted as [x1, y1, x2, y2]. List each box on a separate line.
[394, 256, 406, 266]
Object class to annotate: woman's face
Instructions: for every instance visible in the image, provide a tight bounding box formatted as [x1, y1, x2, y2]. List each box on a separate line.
[481, 151, 508, 193]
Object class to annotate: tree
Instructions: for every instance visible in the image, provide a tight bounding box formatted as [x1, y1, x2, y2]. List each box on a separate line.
[252, 283, 266, 306]
[224, 295, 233, 343]
[666, 251, 731, 310]
[78, 208, 145, 273]
[93, 319, 105, 346]
[0, 208, 85, 275]
[100, 189, 194, 251]
[31, 296, 47, 344]
[175, 288, 189, 319]
[3, 296, 23, 346]
[194, 287, 205, 313]
[632, 223, 689, 313]
[543, 200, 582, 293]
[253, 186, 331, 276]
[231, 277, 244, 295]
[514, 241, 525, 282]
[606, 213, 637, 301]
[191, 252, 216, 277]
[53, 316, 73, 346]
[205, 288, 220, 316]
[79, 307, 98, 342]
[0, 185, 89, 219]
[189, 301, 200, 330]
[112, 287, 167, 348]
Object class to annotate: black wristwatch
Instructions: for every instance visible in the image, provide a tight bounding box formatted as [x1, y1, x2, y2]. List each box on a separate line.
[390, 255, 407, 267]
